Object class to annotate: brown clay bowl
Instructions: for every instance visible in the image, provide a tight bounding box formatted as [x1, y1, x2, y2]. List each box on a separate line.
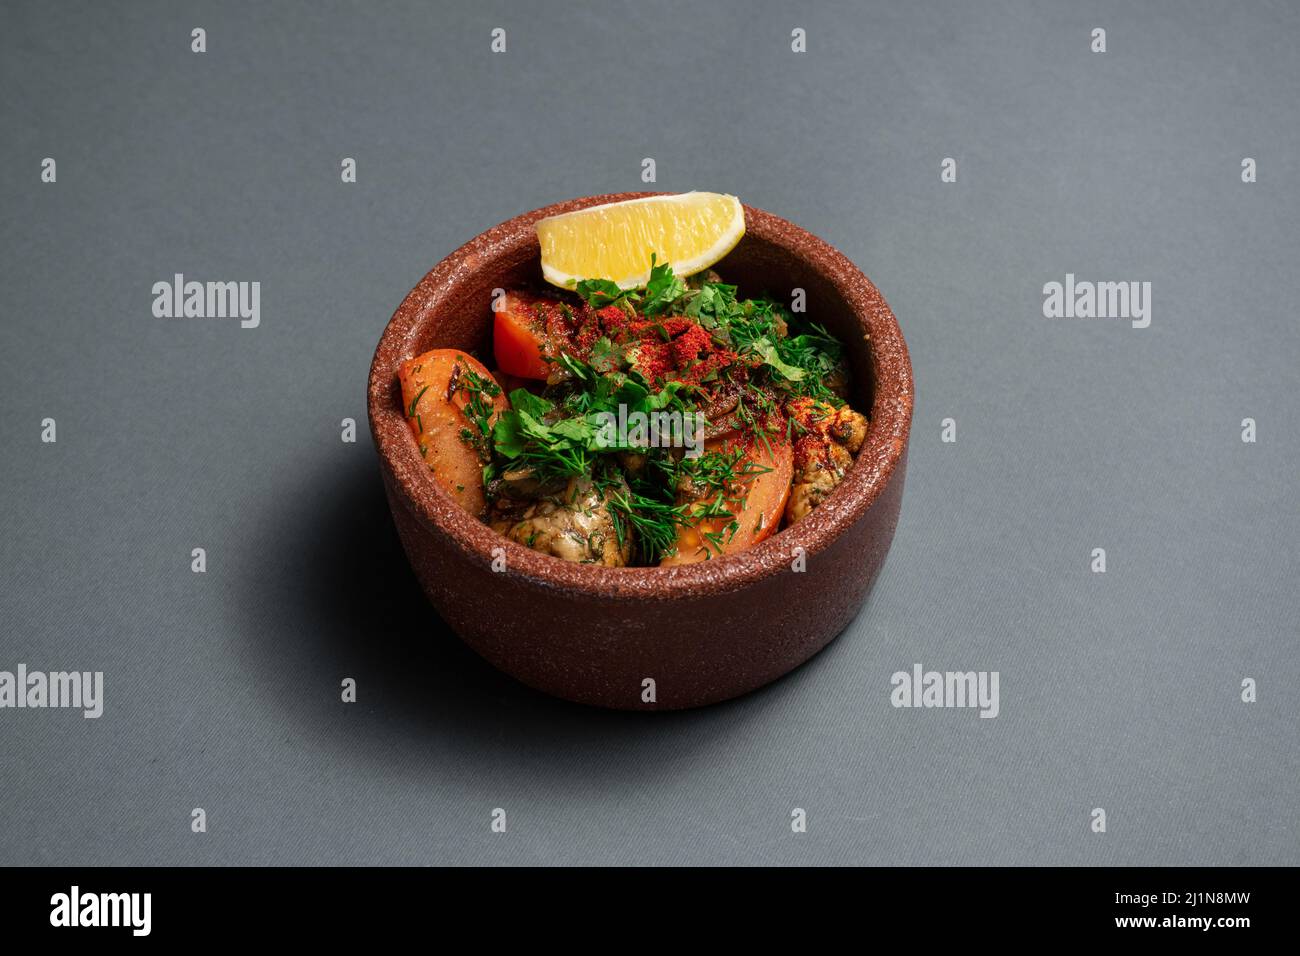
[368, 193, 912, 710]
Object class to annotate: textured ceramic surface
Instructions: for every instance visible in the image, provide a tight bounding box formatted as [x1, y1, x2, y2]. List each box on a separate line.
[368, 193, 913, 709]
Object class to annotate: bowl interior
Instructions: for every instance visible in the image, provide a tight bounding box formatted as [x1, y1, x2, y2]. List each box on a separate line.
[382, 239, 876, 445]
[370, 195, 911, 597]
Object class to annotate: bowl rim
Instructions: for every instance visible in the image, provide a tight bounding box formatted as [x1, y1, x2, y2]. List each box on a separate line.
[367, 192, 913, 600]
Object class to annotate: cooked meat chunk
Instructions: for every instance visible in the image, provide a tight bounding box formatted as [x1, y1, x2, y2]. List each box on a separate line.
[784, 397, 869, 524]
[788, 396, 868, 454]
[685, 268, 724, 289]
[489, 466, 552, 500]
[823, 362, 851, 399]
[491, 475, 631, 566]
[617, 451, 648, 476]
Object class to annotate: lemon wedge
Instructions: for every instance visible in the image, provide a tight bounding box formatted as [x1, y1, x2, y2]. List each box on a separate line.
[536, 192, 745, 290]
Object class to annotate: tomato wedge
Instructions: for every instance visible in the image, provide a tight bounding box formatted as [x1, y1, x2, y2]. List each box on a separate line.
[493, 291, 558, 380]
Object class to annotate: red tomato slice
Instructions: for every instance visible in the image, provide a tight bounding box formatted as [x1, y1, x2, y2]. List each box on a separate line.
[493, 292, 555, 380]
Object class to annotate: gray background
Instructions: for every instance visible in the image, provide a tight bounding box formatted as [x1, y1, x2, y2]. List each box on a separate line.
[1, 0, 1296, 866]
